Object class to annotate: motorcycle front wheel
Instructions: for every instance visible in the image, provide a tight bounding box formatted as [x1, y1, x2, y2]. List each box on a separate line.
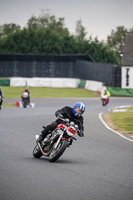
[33, 144, 43, 158]
[49, 140, 68, 162]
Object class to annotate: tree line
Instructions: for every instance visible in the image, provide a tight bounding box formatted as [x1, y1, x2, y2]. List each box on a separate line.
[0, 11, 133, 66]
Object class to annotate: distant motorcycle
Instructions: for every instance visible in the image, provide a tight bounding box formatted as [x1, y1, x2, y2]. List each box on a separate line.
[21, 92, 29, 108]
[33, 118, 81, 162]
[101, 94, 109, 106]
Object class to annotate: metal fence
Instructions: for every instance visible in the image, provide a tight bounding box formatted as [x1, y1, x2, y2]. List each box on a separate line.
[0, 54, 121, 87]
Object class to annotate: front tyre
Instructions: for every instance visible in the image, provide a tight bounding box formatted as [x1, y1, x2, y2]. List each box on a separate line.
[33, 144, 43, 158]
[49, 140, 68, 162]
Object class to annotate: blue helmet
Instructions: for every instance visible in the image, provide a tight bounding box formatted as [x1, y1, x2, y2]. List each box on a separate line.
[72, 102, 85, 117]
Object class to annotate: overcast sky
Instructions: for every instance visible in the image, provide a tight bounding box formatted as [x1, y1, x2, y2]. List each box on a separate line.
[0, 0, 133, 41]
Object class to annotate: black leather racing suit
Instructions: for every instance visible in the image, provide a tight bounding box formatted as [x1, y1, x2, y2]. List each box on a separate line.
[40, 106, 84, 140]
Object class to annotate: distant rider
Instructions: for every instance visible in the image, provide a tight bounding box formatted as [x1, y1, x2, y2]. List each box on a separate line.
[101, 89, 110, 105]
[37, 102, 85, 144]
[0, 86, 4, 110]
[21, 87, 30, 104]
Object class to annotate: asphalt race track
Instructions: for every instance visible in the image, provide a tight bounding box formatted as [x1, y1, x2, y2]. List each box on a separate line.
[0, 98, 133, 200]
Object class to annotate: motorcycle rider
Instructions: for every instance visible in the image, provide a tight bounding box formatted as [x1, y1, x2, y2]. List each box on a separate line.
[101, 89, 110, 105]
[0, 86, 4, 110]
[21, 87, 30, 104]
[37, 102, 85, 144]
[102, 89, 110, 97]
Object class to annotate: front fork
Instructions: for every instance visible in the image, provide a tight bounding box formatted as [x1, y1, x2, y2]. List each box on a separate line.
[53, 132, 64, 149]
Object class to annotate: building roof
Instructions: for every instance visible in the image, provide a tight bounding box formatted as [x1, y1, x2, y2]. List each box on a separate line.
[122, 33, 133, 66]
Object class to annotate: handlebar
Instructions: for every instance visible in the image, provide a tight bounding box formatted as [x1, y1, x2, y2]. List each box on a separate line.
[57, 116, 81, 134]
[57, 116, 84, 137]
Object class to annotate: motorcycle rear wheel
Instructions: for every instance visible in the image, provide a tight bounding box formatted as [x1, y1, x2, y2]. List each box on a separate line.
[24, 101, 27, 108]
[102, 100, 106, 106]
[49, 140, 68, 162]
[33, 144, 43, 158]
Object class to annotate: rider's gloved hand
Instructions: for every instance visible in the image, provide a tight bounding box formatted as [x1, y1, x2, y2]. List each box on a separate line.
[58, 113, 63, 118]
[78, 131, 84, 137]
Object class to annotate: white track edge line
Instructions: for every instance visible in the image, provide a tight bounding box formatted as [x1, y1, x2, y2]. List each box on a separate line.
[99, 112, 133, 143]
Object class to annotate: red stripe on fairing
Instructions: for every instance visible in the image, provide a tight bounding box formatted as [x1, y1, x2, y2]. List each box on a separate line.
[55, 124, 66, 130]
[61, 138, 68, 141]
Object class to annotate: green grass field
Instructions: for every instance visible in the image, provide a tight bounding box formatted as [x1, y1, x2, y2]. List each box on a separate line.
[109, 107, 133, 133]
[2, 86, 100, 107]
[2, 86, 100, 98]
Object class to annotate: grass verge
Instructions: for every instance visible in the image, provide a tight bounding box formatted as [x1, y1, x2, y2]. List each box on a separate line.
[2, 86, 100, 107]
[108, 111, 133, 134]
[3, 103, 16, 108]
[2, 86, 100, 98]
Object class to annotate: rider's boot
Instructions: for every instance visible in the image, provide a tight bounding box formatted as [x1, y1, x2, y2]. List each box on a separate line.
[37, 134, 44, 144]
[37, 128, 48, 144]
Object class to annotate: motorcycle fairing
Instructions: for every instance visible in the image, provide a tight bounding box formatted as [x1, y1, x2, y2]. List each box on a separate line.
[61, 138, 69, 141]
[55, 124, 66, 130]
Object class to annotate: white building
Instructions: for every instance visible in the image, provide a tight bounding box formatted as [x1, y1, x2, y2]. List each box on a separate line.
[122, 33, 133, 89]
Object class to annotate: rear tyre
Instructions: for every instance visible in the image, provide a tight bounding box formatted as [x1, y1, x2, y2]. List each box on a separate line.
[33, 144, 43, 158]
[49, 140, 68, 162]
[23, 100, 26, 108]
[103, 100, 106, 106]
[23, 99, 28, 108]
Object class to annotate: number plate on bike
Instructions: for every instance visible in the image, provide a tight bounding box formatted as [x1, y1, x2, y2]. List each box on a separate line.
[66, 126, 77, 136]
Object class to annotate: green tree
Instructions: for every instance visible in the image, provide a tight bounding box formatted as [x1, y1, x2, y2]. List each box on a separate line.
[86, 37, 120, 65]
[107, 26, 128, 52]
[106, 26, 133, 65]
[0, 12, 126, 66]
[75, 19, 87, 41]
[27, 11, 69, 36]
[0, 23, 20, 38]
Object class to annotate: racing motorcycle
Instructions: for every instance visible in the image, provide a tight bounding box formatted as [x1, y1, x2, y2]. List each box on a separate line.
[101, 94, 109, 106]
[101, 98, 109, 106]
[22, 92, 29, 108]
[33, 118, 81, 162]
